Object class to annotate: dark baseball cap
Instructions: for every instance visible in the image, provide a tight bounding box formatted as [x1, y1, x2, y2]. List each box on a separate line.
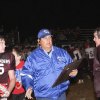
[38, 29, 52, 39]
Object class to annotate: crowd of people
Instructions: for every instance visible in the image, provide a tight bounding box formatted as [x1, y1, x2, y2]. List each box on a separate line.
[0, 27, 100, 100]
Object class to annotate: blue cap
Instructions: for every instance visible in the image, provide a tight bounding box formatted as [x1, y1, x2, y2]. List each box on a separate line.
[38, 29, 52, 39]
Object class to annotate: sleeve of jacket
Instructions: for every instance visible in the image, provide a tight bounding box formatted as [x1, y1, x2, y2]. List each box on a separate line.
[64, 50, 73, 64]
[21, 56, 35, 90]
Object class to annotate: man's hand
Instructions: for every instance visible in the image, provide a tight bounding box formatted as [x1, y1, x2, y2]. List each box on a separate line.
[69, 69, 78, 77]
[25, 87, 33, 99]
[0, 84, 10, 97]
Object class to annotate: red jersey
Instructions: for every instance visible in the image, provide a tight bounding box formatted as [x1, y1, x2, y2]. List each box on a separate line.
[0, 52, 15, 83]
[12, 60, 25, 94]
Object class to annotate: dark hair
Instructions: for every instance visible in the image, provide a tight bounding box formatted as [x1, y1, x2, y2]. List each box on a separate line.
[0, 35, 5, 41]
[12, 47, 22, 56]
[94, 27, 100, 39]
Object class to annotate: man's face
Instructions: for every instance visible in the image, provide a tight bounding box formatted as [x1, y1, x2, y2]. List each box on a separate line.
[39, 35, 52, 51]
[93, 32, 100, 47]
[0, 39, 6, 53]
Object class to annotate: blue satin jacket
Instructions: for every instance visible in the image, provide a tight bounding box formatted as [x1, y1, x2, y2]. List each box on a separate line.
[21, 46, 72, 99]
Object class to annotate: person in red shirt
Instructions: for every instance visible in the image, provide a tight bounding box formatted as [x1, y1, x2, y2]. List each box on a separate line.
[12, 47, 25, 100]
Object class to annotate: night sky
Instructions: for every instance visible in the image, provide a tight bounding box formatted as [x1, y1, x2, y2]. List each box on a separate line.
[0, 1, 100, 33]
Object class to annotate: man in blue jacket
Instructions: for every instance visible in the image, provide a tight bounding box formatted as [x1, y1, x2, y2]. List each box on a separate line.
[21, 29, 78, 100]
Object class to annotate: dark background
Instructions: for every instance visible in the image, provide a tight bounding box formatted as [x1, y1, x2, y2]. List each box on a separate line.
[0, 1, 100, 34]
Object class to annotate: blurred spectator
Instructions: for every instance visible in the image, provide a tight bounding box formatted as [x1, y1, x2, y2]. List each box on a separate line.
[12, 47, 25, 100]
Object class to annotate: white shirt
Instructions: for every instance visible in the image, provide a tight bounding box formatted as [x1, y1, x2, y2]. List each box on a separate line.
[85, 47, 95, 59]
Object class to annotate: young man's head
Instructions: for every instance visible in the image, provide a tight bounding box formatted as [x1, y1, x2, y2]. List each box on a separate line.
[37, 29, 53, 52]
[93, 27, 100, 47]
[0, 35, 6, 53]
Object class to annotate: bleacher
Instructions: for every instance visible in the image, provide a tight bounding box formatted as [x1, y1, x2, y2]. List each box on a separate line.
[79, 29, 94, 41]
[53, 28, 94, 47]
